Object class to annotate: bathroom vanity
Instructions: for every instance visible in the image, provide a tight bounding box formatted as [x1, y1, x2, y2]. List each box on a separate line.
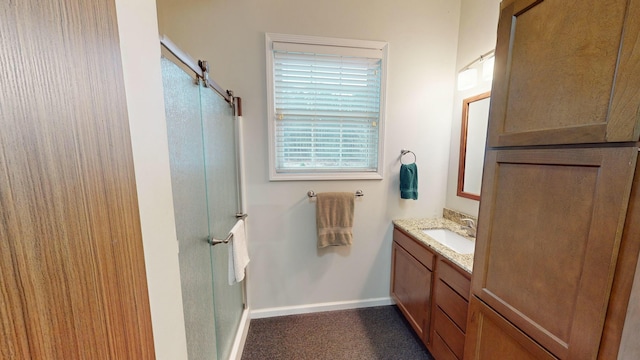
[391, 213, 475, 360]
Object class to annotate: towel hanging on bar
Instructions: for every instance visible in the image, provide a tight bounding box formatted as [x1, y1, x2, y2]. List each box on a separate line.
[315, 192, 355, 248]
[228, 219, 250, 285]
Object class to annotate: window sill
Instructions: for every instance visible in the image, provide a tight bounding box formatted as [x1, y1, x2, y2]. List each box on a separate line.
[269, 171, 383, 181]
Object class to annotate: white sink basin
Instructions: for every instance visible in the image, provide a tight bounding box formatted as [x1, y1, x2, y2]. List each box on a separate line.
[421, 229, 475, 254]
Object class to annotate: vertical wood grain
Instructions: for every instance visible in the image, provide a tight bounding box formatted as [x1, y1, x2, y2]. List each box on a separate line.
[607, 0, 640, 142]
[598, 154, 640, 359]
[0, 0, 155, 358]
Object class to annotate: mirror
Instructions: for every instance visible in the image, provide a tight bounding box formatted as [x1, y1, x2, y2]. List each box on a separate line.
[457, 91, 490, 201]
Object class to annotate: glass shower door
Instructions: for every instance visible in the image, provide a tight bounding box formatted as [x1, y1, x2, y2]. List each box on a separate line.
[200, 83, 244, 360]
[161, 57, 218, 359]
[162, 55, 245, 360]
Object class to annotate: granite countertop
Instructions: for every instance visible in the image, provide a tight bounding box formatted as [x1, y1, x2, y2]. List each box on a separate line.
[392, 217, 474, 273]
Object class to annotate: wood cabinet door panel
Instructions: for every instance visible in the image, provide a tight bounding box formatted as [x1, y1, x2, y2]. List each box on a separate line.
[394, 228, 434, 269]
[471, 147, 637, 359]
[391, 242, 432, 341]
[464, 296, 558, 360]
[488, 0, 640, 146]
[599, 158, 640, 358]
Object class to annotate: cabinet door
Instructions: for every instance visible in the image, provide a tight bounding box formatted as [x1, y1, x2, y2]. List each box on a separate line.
[488, 0, 640, 147]
[465, 297, 558, 360]
[471, 147, 637, 359]
[391, 241, 432, 343]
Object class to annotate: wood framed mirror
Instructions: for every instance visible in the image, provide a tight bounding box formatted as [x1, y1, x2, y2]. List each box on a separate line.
[457, 91, 490, 201]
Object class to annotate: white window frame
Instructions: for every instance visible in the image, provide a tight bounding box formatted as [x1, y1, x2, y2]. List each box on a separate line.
[265, 33, 388, 181]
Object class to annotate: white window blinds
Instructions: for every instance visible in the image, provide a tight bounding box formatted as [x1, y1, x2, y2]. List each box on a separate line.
[269, 38, 386, 179]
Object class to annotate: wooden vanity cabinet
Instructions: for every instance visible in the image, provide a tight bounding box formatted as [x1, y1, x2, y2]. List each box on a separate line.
[391, 228, 435, 345]
[392, 227, 472, 359]
[488, 0, 640, 147]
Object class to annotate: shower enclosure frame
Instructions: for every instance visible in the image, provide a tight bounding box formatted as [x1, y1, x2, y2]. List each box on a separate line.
[160, 35, 250, 360]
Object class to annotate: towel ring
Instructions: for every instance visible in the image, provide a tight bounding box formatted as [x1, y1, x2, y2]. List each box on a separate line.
[400, 149, 416, 165]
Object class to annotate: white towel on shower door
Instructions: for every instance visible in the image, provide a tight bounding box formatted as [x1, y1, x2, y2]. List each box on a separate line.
[228, 219, 250, 285]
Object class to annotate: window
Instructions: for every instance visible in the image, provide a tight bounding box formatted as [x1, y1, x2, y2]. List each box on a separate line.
[266, 33, 388, 180]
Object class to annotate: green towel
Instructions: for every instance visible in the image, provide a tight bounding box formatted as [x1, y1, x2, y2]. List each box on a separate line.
[400, 163, 418, 200]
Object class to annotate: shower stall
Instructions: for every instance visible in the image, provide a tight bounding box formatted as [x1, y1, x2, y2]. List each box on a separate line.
[160, 37, 247, 360]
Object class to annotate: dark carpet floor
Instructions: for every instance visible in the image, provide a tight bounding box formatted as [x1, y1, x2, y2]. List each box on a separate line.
[241, 305, 434, 360]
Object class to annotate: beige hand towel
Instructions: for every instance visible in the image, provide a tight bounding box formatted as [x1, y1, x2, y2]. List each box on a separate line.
[316, 192, 354, 248]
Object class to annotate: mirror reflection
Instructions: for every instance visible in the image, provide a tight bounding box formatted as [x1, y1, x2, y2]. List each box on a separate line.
[457, 92, 490, 201]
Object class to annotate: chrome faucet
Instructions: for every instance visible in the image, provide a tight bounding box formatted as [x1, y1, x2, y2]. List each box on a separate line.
[461, 218, 477, 238]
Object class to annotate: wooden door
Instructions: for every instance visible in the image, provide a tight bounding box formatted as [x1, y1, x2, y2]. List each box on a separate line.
[471, 147, 637, 359]
[465, 297, 557, 360]
[391, 229, 435, 345]
[0, 1, 154, 359]
[488, 0, 640, 147]
[391, 242, 432, 343]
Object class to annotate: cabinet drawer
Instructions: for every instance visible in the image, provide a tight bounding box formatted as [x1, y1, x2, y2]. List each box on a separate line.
[434, 306, 465, 359]
[431, 332, 458, 360]
[436, 279, 469, 332]
[393, 228, 434, 270]
[438, 258, 470, 301]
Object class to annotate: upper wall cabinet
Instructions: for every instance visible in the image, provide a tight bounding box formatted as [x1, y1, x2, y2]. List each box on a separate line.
[488, 0, 640, 147]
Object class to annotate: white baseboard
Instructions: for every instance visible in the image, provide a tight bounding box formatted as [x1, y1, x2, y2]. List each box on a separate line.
[229, 308, 251, 360]
[250, 297, 395, 319]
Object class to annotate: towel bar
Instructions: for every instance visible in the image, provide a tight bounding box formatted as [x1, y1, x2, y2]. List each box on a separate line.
[209, 232, 232, 246]
[307, 190, 364, 198]
[208, 215, 248, 246]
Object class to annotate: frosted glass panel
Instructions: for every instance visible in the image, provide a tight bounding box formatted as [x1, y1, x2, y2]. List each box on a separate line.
[161, 57, 217, 359]
[200, 85, 243, 360]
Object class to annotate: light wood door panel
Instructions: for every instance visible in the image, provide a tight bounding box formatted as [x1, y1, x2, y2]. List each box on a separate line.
[391, 242, 432, 343]
[471, 147, 637, 359]
[599, 157, 640, 359]
[465, 296, 558, 360]
[0, 1, 154, 358]
[488, 0, 640, 146]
